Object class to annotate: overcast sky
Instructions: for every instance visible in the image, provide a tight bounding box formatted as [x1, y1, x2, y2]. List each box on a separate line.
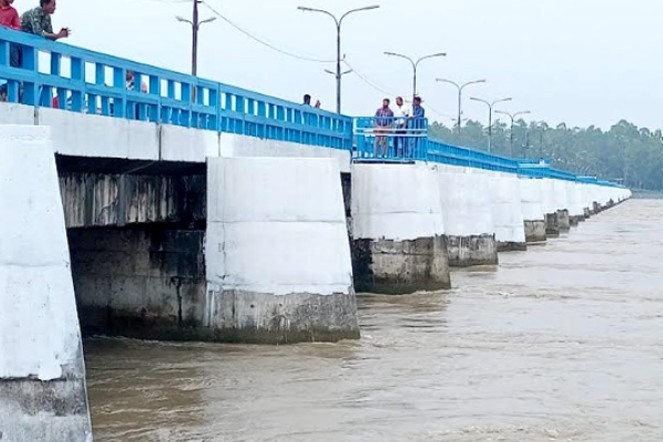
[46, 0, 663, 129]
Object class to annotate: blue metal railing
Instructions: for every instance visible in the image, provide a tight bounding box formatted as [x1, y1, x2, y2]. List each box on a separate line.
[353, 116, 428, 161]
[0, 27, 623, 187]
[0, 27, 352, 150]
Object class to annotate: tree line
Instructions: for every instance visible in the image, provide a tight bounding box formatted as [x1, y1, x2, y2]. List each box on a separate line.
[429, 119, 663, 191]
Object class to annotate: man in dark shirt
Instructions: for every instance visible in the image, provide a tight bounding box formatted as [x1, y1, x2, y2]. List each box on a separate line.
[22, 0, 69, 40]
[374, 98, 394, 158]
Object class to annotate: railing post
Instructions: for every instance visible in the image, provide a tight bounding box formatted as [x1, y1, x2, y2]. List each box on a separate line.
[70, 57, 84, 113]
[20, 44, 37, 106]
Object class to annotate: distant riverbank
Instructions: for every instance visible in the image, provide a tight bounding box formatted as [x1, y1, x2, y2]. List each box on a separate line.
[632, 189, 663, 199]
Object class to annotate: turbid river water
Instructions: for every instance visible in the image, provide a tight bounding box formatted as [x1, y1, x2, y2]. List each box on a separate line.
[84, 199, 663, 442]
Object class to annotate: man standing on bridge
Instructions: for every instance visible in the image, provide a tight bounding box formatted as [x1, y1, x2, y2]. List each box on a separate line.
[21, 0, 69, 40]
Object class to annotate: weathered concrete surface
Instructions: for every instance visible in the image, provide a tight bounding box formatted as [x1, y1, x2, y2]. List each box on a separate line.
[557, 209, 571, 232]
[0, 126, 91, 442]
[208, 291, 359, 344]
[352, 236, 451, 294]
[69, 228, 207, 341]
[519, 178, 547, 244]
[351, 163, 450, 294]
[206, 157, 359, 343]
[524, 220, 547, 244]
[447, 234, 498, 267]
[59, 171, 205, 228]
[437, 169, 498, 267]
[546, 212, 561, 237]
[497, 241, 528, 252]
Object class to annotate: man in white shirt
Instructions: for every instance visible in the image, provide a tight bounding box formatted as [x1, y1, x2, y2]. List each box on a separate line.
[393, 96, 410, 157]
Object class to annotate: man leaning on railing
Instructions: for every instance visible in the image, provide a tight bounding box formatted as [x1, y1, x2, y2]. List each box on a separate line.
[374, 98, 393, 158]
[21, 0, 70, 41]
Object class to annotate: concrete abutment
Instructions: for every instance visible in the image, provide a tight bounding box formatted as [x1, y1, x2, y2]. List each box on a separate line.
[0, 126, 92, 442]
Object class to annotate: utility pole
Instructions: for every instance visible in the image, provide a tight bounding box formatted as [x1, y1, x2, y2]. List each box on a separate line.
[177, 0, 216, 77]
[298, 5, 380, 114]
[469, 97, 512, 153]
[495, 110, 531, 157]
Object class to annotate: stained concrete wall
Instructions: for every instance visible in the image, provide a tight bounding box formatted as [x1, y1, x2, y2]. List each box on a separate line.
[0, 126, 91, 442]
[437, 167, 498, 266]
[59, 172, 205, 228]
[351, 163, 450, 293]
[206, 157, 359, 343]
[69, 228, 207, 340]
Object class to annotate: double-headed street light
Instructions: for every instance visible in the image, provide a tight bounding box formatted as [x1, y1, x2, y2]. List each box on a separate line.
[298, 5, 380, 113]
[470, 97, 512, 153]
[384, 51, 447, 102]
[495, 110, 531, 157]
[176, 0, 217, 77]
[436, 78, 486, 136]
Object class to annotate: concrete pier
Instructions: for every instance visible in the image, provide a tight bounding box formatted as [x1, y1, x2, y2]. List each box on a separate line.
[206, 157, 360, 343]
[351, 163, 451, 294]
[542, 179, 561, 237]
[519, 178, 547, 244]
[491, 173, 527, 252]
[566, 182, 587, 226]
[0, 126, 92, 442]
[438, 167, 498, 267]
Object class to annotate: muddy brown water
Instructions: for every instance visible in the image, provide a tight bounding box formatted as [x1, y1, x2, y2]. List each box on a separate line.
[84, 199, 663, 442]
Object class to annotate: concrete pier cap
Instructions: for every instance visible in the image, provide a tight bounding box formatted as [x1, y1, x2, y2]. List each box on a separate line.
[350, 162, 451, 294]
[519, 177, 547, 244]
[491, 172, 527, 251]
[206, 157, 360, 344]
[0, 125, 92, 441]
[438, 167, 498, 266]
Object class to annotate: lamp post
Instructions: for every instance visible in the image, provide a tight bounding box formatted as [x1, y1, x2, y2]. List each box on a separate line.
[436, 78, 486, 137]
[384, 51, 447, 102]
[469, 97, 512, 153]
[298, 5, 380, 114]
[176, 0, 216, 77]
[495, 110, 531, 157]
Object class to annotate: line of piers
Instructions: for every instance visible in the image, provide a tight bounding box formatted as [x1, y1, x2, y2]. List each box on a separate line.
[0, 126, 630, 441]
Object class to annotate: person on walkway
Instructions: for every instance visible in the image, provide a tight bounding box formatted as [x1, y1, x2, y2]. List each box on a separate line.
[374, 98, 394, 158]
[21, 0, 69, 40]
[408, 96, 426, 158]
[1, 0, 22, 71]
[393, 96, 410, 158]
[303, 94, 312, 106]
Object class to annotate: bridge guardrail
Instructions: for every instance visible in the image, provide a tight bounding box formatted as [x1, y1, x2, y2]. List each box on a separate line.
[0, 27, 624, 187]
[0, 27, 352, 151]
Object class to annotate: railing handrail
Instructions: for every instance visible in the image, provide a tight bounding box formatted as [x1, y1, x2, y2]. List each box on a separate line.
[0, 27, 622, 187]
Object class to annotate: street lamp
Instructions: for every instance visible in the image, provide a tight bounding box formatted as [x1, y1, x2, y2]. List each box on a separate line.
[298, 5, 380, 113]
[470, 97, 512, 153]
[436, 78, 486, 137]
[384, 51, 447, 102]
[176, 0, 217, 77]
[495, 110, 531, 157]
